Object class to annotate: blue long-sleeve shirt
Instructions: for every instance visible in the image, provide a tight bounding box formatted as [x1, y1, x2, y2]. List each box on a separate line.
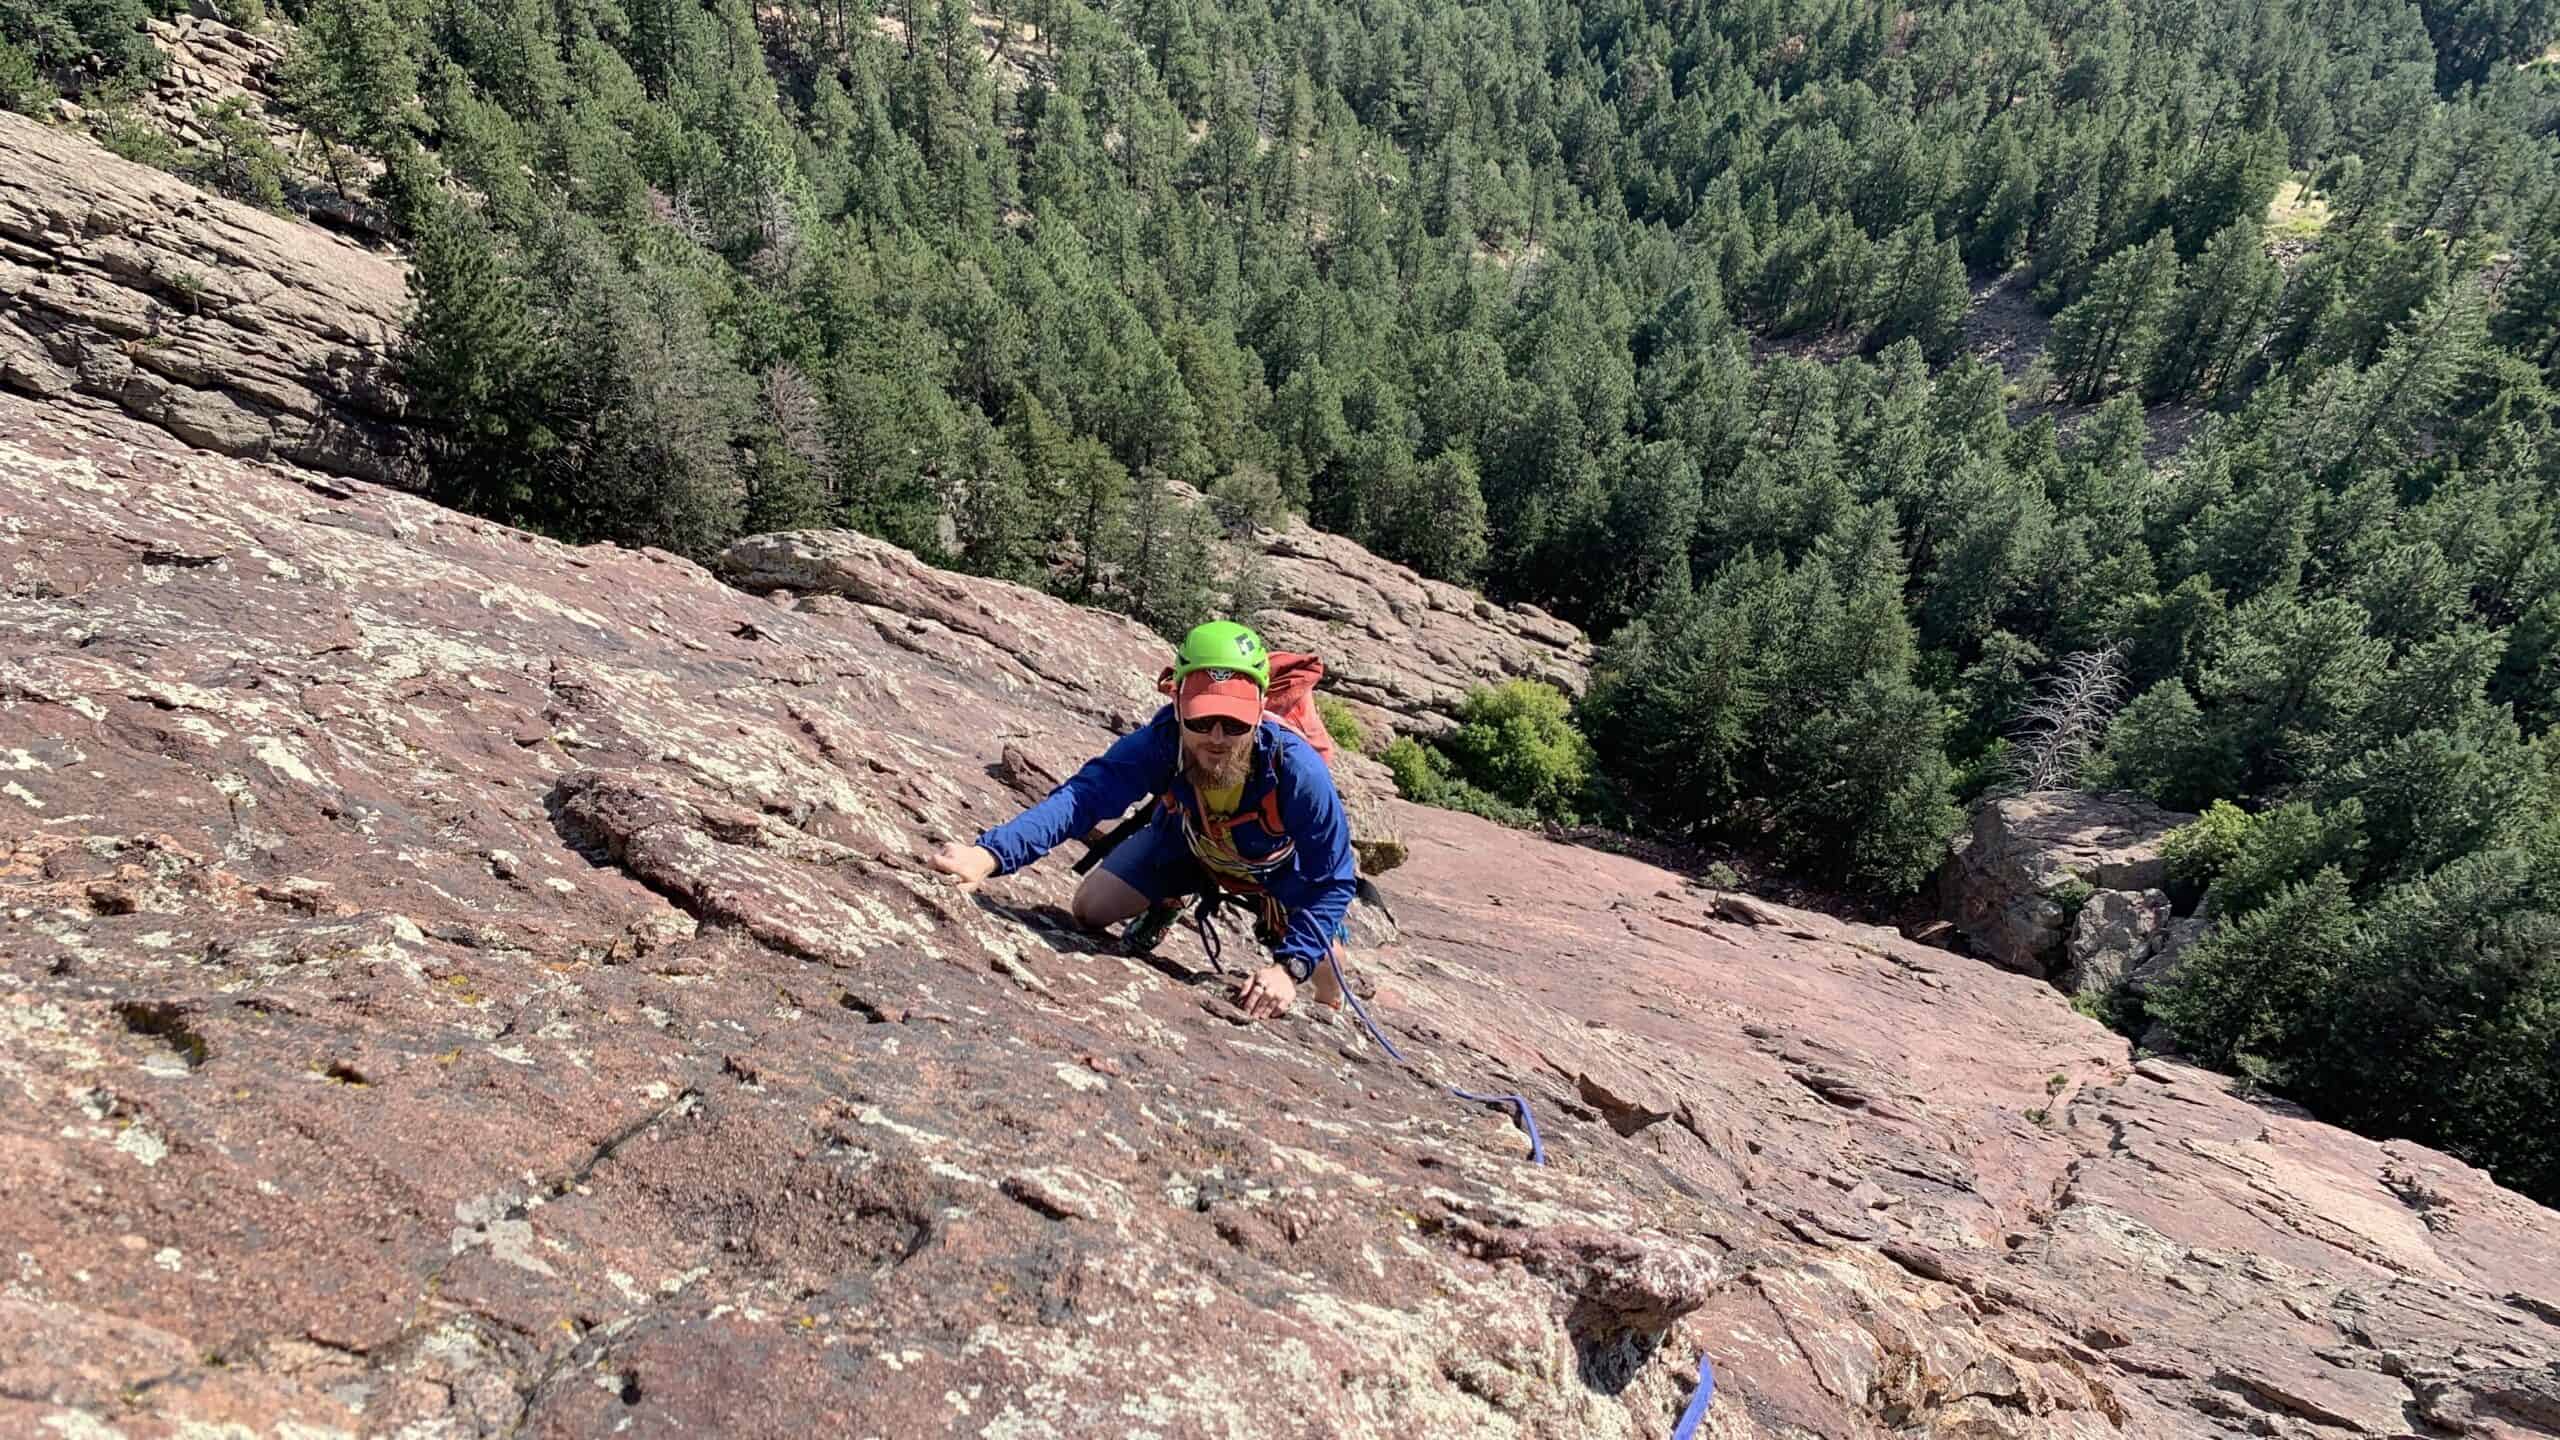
[974, 707, 1358, 980]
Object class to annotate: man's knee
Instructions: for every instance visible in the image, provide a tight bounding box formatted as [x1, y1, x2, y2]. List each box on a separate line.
[1069, 894, 1108, 931]
[1070, 872, 1140, 931]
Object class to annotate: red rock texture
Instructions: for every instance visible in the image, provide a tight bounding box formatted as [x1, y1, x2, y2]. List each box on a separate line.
[5, 389, 2558, 1440]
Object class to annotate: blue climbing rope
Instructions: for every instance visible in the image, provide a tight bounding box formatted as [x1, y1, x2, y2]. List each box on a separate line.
[1179, 895, 1710, 1436]
[1669, 1350, 1716, 1438]
[1181, 893, 1544, 1164]
[1325, 948, 1546, 1165]
[1331, 946, 1720, 1438]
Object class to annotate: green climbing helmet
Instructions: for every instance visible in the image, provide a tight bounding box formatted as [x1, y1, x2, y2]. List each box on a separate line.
[1172, 620, 1270, 692]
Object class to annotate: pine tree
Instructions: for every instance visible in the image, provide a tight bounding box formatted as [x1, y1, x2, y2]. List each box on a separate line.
[742, 363, 835, 533]
[2147, 220, 2283, 402]
[2492, 211, 2560, 384]
[1392, 449, 1492, 585]
[1, 0, 161, 102]
[1590, 440, 1701, 631]
[2167, 126, 2285, 258]
[1058, 437, 1129, 601]
[2419, 0, 2560, 89]
[950, 410, 1040, 582]
[2149, 868, 2358, 1083]
[281, 0, 420, 197]
[403, 202, 556, 523]
[1111, 471, 1218, 634]
[542, 236, 752, 558]
[2045, 234, 2179, 402]
[1863, 222, 1969, 363]
[2296, 282, 2490, 483]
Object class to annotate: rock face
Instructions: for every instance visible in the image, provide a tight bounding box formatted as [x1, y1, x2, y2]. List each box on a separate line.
[2059, 886, 2171, 998]
[55, 12, 390, 239]
[1227, 516, 1592, 745]
[0, 109, 411, 484]
[6, 388, 2558, 1439]
[1938, 790, 2197, 976]
[2127, 912, 2211, 995]
[137, 13, 289, 130]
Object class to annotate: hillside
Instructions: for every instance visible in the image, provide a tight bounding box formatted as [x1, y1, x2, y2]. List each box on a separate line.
[6, 376, 2560, 1436]
[5, 0, 2560, 1406]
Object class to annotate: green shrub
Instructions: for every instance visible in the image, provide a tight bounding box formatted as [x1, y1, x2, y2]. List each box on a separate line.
[0, 34, 52, 114]
[2211, 799, 2366, 916]
[186, 97, 290, 211]
[2148, 868, 2357, 1084]
[1204, 465, 1287, 534]
[1381, 735, 1441, 804]
[90, 104, 177, 169]
[2161, 799, 2255, 887]
[1380, 733, 1539, 827]
[2158, 797, 2372, 920]
[1439, 680, 1595, 822]
[1, 0, 163, 102]
[1313, 693, 1366, 755]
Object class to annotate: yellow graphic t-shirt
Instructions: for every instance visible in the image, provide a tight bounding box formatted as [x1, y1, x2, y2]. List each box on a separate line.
[1198, 779, 1244, 818]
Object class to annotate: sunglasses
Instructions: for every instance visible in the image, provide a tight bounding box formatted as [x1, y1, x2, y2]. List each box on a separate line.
[1182, 714, 1254, 738]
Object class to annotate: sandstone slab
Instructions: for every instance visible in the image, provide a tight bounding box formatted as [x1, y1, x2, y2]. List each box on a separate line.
[2, 392, 2555, 1439]
[0, 109, 411, 484]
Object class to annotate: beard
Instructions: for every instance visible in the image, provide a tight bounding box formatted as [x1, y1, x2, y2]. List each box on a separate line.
[1184, 743, 1252, 791]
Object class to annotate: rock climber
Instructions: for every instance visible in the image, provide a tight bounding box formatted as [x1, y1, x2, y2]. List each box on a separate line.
[928, 620, 1356, 1020]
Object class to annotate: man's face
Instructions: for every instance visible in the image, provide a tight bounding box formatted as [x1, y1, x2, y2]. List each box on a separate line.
[1180, 714, 1255, 788]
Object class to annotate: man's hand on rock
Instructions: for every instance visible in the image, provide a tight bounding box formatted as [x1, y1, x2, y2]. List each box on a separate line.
[1237, 963, 1297, 1020]
[929, 842, 998, 892]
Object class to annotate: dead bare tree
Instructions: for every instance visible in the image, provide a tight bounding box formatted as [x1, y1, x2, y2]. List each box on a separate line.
[2008, 642, 2129, 794]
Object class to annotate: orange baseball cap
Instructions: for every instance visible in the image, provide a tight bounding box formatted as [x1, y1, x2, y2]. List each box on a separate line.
[1176, 668, 1264, 727]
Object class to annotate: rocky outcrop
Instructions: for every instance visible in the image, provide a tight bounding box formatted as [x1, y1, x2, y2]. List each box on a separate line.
[52, 12, 391, 239]
[1938, 790, 2197, 977]
[1226, 516, 1592, 745]
[2059, 886, 2171, 998]
[0, 109, 411, 484]
[138, 12, 288, 129]
[7, 389, 2558, 1438]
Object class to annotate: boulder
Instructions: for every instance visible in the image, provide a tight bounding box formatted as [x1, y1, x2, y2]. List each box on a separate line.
[1939, 790, 2197, 974]
[2059, 886, 2171, 997]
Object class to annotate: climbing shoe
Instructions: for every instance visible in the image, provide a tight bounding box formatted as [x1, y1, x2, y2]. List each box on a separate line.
[1118, 899, 1184, 956]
